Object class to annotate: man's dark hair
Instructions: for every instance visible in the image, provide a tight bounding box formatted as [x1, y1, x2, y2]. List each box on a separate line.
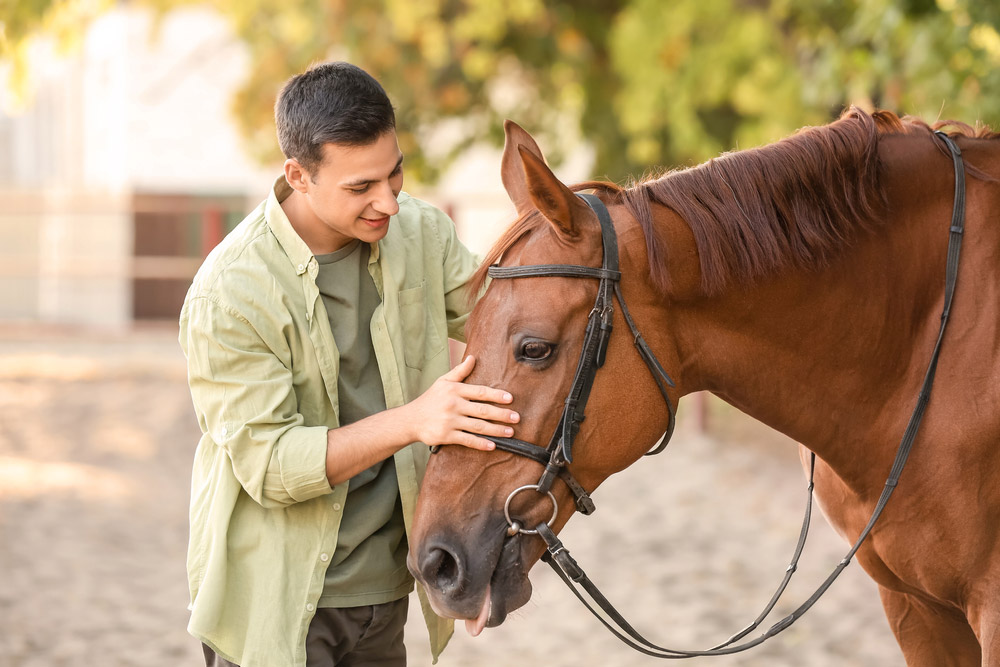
[275, 62, 396, 173]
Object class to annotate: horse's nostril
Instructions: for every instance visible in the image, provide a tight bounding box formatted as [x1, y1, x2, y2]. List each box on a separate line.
[423, 545, 464, 594]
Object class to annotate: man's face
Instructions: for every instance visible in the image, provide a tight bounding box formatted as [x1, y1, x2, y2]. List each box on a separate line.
[297, 130, 404, 251]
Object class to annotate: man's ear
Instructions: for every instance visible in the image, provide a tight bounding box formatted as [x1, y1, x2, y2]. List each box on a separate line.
[284, 158, 310, 193]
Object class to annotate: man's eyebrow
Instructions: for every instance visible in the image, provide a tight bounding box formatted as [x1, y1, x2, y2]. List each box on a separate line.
[343, 155, 404, 187]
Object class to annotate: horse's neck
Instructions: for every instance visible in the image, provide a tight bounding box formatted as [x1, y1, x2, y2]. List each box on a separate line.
[644, 145, 954, 490]
[683, 266, 924, 466]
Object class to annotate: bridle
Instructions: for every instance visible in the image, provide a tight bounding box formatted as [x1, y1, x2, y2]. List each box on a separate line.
[484, 192, 678, 523]
[458, 131, 967, 658]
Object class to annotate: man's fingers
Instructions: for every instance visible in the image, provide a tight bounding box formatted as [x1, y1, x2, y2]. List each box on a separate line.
[438, 359, 515, 412]
[463, 433, 498, 451]
[442, 355, 476, 382]
[465, 402, 519, 424]
[430, 433, 497, 451]
[459, 417, 515, 438]
[421, 356, 517, 451]
[458, 382, 513, 406]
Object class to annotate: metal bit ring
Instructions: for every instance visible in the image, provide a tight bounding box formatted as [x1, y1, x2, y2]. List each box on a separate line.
[503, 484, 558, 536]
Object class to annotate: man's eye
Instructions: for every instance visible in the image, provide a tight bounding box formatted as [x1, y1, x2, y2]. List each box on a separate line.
[350, 186, 370, 194]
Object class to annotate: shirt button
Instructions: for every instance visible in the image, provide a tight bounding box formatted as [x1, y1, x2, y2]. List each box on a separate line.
[332, 503, 342, 511]
[306, 603, 315, 612]
[297, 263, 305, 272]
[319, 553, 329, 562]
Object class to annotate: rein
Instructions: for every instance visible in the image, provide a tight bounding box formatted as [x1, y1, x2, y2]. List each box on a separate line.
[476, 131, 967, 657]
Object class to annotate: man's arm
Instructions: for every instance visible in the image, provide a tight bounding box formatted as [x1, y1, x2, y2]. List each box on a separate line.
[325, 355, 517, 486]
[181, 295, 332, 508]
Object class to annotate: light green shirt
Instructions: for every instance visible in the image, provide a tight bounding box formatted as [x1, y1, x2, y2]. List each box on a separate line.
[179, 176, 477, 667]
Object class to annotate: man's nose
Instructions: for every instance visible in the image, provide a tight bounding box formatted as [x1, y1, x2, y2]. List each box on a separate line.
[373, 183, 400, 217]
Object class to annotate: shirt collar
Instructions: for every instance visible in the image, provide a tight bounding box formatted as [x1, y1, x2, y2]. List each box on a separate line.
[265, 175, 318, 276]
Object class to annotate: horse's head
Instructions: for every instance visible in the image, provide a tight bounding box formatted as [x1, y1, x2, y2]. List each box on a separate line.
[408, 121, 678, 634]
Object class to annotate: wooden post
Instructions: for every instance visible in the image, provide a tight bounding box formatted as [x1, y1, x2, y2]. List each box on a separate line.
[692, 391, 709, 434]
[201, 207, 224, 257]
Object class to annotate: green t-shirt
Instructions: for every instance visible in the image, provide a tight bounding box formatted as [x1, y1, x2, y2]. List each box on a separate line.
[314, 240, 412, 607]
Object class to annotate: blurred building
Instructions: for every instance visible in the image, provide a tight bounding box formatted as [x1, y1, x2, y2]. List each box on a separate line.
[0, 7, 274, 328]
[0, 6, 589, 330]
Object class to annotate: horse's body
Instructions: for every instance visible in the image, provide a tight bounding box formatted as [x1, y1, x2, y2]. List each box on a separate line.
[407, 109, 1000, 665]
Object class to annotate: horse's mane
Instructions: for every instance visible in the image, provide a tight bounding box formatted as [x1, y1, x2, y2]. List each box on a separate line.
[626, 107, 997, 294]
[472, 108, 997, 298]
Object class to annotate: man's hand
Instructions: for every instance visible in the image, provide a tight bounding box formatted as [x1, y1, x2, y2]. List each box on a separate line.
[405, 355, 518, 450]
[325, 356, 517, 486]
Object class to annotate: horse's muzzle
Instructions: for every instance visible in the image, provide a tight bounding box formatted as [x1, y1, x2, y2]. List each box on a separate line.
[408, 527, 533, 630]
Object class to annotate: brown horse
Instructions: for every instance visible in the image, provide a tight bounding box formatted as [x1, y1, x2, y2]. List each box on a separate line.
[408, 108, 1000, 665]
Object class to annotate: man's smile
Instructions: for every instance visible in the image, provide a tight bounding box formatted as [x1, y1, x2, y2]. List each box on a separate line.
[361, 215, 390, 229]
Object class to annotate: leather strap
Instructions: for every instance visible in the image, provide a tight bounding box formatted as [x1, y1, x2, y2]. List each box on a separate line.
[488, 265, 621, 281]
[488, 437, 596, 514]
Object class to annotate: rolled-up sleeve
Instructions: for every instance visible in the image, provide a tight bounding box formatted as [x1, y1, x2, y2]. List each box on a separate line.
[181, 295, 332, 508]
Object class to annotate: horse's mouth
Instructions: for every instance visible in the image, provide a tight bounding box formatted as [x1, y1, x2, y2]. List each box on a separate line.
[465, 583, 493, 637]
[464, 531, 534, 634]
[413, 530, 533, 634]
[484, 531, 534, 626]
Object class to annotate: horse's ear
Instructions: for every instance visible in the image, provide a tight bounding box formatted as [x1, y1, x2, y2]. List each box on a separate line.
[501, 120, 546, 218]
[518, 146, 590, 238]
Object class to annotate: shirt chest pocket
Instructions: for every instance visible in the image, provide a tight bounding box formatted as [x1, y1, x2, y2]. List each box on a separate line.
[397, 283, 442, 369]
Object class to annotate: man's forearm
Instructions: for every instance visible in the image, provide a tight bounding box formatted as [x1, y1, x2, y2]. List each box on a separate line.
[324, 405, 415, 487]
[324, 355, 518, 488]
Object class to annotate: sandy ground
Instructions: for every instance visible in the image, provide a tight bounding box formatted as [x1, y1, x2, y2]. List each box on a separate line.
[0, 325, 905, 666]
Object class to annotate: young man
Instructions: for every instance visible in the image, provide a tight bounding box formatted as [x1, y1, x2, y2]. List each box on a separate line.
[179, 62, 518, 667]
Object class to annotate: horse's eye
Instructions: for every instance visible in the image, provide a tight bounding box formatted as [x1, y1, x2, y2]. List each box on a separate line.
[520, 340, 553, 361]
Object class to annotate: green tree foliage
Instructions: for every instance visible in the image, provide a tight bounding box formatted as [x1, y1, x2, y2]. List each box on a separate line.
[4, 0, 998, 182]
[610, 0, 1000, 172]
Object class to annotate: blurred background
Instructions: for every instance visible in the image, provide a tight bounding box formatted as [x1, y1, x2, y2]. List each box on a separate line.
[1, 0, 996, 664]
